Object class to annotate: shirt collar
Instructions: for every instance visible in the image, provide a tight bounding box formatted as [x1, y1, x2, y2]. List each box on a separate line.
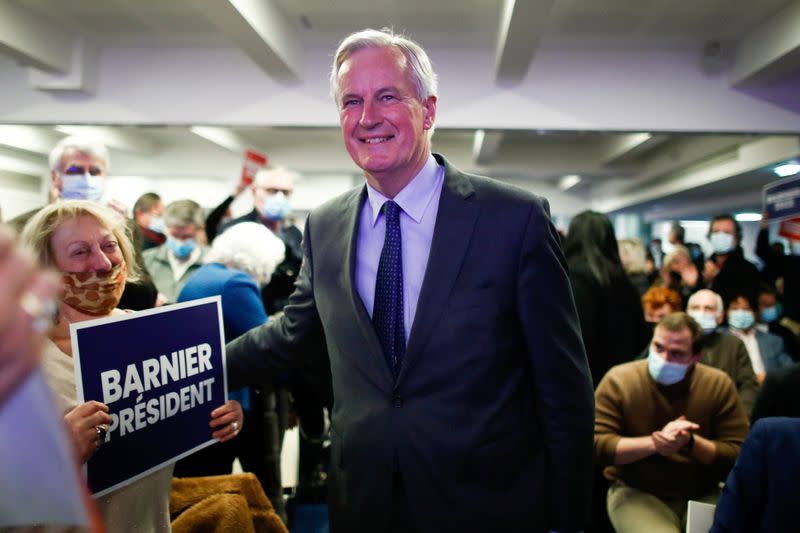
[365, 154, 442, 226]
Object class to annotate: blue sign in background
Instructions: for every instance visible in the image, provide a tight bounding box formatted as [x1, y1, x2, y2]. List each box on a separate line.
[763, 175, 800, 221]
[72, 297, 226, 496]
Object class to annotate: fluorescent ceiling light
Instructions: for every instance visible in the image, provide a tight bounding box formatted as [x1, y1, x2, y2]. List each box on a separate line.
[558, 174, 581, 191]
[189, 127, 245, 153]
[774, 163, 800, 177]
[734, 212, 762, 222]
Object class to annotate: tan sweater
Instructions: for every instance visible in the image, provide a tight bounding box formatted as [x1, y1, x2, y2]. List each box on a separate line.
[594, 360, 749, 500]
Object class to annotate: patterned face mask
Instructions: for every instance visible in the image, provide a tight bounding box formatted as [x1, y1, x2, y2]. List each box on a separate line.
[60, 262, 127, 316]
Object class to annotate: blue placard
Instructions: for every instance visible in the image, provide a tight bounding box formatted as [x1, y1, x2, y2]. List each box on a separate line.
[763, 175, 800, 222]
[71, 297, 227, 497]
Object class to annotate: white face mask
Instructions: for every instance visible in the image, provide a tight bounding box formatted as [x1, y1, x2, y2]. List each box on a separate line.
[709, 231, 735, 254]
[148, 216, 166, 234]
[647, 349, 692, 385]
[61, 174, 105, 201]
[689, 310, 719, 332]
[260, 192, 291, 221]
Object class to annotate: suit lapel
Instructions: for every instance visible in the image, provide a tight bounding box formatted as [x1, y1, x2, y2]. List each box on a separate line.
[343, 187, 396, 386]
[399, 157, 478, 382]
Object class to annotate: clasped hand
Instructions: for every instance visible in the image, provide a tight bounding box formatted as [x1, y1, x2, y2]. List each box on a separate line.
[651, 415, 699, 456]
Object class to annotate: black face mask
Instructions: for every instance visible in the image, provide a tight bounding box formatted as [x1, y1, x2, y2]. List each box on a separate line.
[643, 321, 656, 338]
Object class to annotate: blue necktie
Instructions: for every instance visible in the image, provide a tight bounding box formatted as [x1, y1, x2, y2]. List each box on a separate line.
[373, 200, 405, 380]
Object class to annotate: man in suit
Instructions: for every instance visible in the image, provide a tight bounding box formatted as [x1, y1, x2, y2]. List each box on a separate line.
[686, 289, 759, 413]
[225, 28, 594, 533]
[711, 417, 800, 532]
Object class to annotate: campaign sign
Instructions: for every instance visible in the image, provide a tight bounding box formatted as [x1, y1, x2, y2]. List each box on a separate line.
[71, 296, 227, 497]
[763, 174, 800, 222]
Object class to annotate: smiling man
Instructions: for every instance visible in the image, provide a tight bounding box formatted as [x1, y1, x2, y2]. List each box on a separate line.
[594, 312, 748, 533]
[224, 28, 594, 533]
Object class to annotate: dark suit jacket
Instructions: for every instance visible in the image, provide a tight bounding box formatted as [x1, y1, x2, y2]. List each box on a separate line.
[711, 417, 800, 532]
[226, 154, 595, 533]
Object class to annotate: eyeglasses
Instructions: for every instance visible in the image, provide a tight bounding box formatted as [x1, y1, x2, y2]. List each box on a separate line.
[64, 165, 104, 176]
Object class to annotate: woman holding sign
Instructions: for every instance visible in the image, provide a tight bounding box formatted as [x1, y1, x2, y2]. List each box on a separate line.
[21, 200, 244, 533]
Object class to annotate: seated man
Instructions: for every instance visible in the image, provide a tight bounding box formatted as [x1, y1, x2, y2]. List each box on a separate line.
[595, 312, 749, 533]
[756, 283, 800, 362]
[687, 289, 759, 413]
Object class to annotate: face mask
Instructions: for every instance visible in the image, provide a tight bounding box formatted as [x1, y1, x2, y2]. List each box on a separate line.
[709, 232, 735, 254]
[760, 305, 780, 324]
[792, 241, 800, 256]
[260, 192, 291, 221]
[61, 263, 126, 316]
[648, 349, 692, 385]
[728, 309, 755, 330]
[166, 237, 196, 259]
[61, 174, 105, 201]
[148, 216, 165, 235]
[689, 311, 718, 333]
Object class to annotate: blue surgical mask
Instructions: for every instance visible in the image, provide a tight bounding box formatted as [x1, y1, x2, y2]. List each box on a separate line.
[260, 192, 291, 221]
[648, 349, 691, 385]
[689, 311, 718, 333]
[61, 174, 104, 201]
[709, 231, 735, 254]
[792, 241, 800, 256]
[728, 309, 755, 330]
[148, 216, 165, 235]
[166, 237, 196, 259]
[760, 305, 780, 324]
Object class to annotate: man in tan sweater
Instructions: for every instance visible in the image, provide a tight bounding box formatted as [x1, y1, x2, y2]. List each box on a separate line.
[594, 312, 749, 533]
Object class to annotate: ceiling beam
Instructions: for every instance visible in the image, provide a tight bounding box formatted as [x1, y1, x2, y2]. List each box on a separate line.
[0, 2, 73, 73]
[193, 0, 301, 83]
[599, 133, 670, 166]
[593, 136, 800, 213]
[190, 127, 249, 153]
[494, 0, 557, 85]
[730, 0, 800, 86]
[54, 126, 156, 155]
[472, 130, 504, 166]
[0, 126, 62, 155]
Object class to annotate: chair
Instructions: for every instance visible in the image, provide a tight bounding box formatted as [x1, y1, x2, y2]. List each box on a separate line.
[686, 500, 716, 533]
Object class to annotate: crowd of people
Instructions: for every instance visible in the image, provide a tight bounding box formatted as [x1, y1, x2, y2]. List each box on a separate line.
[566, 208, 800, 532]
[1, 27, 799, 533]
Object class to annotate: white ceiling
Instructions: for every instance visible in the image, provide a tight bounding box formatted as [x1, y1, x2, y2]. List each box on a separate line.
[0, 0, 799, 222]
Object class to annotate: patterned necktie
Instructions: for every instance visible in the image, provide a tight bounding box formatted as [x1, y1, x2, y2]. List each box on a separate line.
[373, 200, 405, 380]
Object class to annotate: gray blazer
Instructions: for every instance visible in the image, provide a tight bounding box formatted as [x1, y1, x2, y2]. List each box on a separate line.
[226, 154, 594, 533]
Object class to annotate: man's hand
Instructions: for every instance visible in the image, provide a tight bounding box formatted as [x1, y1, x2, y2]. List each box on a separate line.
[652, 416, 699, 456]
[703, 259, 719, 283]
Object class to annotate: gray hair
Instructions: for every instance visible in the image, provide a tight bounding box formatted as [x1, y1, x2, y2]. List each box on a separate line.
[688, 289, 725, 319]
[329, 28, 438, 105]
[49, 135, 110, 173]
[206, 222, 286, 285]
[165, 199, 204, 228]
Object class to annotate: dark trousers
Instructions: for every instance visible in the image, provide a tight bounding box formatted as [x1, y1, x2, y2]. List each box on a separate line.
[389, 473, 418, 533]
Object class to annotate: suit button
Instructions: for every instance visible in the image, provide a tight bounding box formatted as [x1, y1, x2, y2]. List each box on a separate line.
[392, 396, 403, 408]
